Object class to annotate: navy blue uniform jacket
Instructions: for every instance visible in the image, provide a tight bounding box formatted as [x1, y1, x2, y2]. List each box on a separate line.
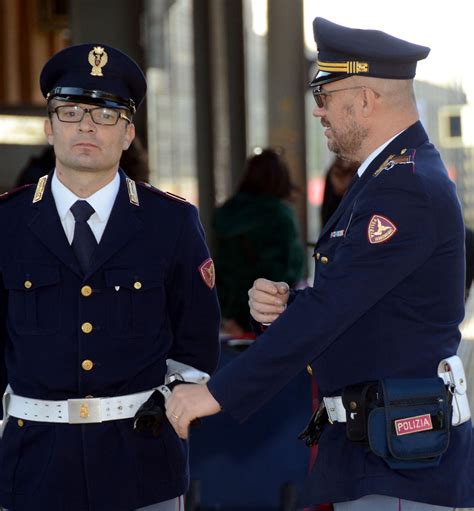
[208, 122, 474, 507]
[0, 171, 220, 511]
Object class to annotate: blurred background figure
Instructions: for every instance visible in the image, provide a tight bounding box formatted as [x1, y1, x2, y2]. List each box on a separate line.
[320, 156, 358, 227]
[15, 136, 149, 186]
[15, 146, 56, 187]
[118, 135, 150, 182]
[214, 148, 305, 337]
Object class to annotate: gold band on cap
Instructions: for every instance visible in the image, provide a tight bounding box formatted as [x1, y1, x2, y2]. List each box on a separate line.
[317, 60, 369, 74]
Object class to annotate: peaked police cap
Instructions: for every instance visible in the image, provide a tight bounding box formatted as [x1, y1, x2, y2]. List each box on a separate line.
[310, 18, 430, 87]
[40, 44, 147, 114]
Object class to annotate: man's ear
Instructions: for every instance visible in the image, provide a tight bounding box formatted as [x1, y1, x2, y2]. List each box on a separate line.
[123, 122, 135, 151]
[360, 87, 378, 118]
[44, 118, 54, 145]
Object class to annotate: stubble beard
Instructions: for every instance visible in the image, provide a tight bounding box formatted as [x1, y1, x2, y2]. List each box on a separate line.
[328, 105, 367, 162]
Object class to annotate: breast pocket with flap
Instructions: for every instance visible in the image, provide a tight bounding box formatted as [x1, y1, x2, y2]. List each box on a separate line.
[104, 267, 166, 338]
[2, 263, 61, 335]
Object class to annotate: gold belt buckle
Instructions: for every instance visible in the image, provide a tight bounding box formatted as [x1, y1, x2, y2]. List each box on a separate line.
[68, 398, 102, 424]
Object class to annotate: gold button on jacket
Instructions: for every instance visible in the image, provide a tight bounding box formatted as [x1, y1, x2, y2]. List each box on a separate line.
[81, 322, 93, 334]
[81, 359, 94, 371]
[81, 285, 92, 297]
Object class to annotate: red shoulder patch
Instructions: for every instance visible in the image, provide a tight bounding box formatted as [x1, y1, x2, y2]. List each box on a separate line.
[367, 215, 397, 244]
[0, 184, 34, 201]
[137, 182, 188, 203]
[198, 258, 215, 289]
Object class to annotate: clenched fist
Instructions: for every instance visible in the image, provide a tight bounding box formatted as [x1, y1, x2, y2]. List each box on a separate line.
[248, 278, 289, 324]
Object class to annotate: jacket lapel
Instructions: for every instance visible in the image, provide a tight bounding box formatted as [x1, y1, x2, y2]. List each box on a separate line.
[317, 171, 366, 243]
[27, 171, 144, 279]
[85, 172, 143, 278]
[27, 173, 83, 278]
[316, 121, 428, 247]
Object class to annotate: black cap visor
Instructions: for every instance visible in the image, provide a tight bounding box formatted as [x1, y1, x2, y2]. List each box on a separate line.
[309, 71, 353, 88]
[47, 87, 136, 114]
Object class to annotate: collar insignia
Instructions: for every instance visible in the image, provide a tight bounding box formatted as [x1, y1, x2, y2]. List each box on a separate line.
[368, 215, 397, 244]
[126, 178, 139, 206]
[373, 155, 395, 177]
[199, 258, 215, 290]
[374, 151, 415, 178]
[32, 175, 49, 203]
[88, 46, 108, 77]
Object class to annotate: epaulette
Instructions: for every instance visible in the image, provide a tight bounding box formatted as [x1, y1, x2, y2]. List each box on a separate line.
[0, 183, 34, 202]
[373, 148, 416, 177]
[138, 182, 188, 204]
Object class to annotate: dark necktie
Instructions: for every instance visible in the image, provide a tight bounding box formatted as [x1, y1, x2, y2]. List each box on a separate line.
[71, 200, 98, 274]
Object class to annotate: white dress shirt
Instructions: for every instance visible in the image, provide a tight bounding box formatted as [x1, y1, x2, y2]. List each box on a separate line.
[51, 171, 120, 244]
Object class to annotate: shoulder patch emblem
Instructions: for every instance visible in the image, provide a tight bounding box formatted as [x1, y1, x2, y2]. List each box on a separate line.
[198, 258, 215, 289]
[368, 215, 397, 244]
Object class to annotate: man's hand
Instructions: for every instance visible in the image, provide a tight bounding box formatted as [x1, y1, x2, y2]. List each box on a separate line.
[165, 384, 221, 439]
[248, 278, 289, 324]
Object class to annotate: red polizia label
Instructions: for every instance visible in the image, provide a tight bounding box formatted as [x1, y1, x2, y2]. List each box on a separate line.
[394, 414, 433, 436]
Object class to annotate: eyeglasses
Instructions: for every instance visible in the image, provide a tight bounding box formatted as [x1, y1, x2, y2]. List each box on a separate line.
[312, 85, 366, 109]
[49, 105, 132, 125]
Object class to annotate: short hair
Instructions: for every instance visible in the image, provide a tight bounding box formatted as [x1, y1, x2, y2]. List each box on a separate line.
[237, 148, 296, 199]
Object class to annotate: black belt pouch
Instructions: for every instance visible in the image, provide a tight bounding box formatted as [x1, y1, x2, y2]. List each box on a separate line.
[342, 381, 378, 442]
[367, 377, 450, 470]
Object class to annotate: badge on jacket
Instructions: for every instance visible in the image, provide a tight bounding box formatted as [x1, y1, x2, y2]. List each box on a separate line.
[367, 215, 397, 244]
[199, 258, 215, 289]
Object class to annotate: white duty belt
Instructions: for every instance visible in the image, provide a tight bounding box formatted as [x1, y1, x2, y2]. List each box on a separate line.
[4, 388, 163, 424]
[323, 355, 471, 426]
[2, 359, 210, 426]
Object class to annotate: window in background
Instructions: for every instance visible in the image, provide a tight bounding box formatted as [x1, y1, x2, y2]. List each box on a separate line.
[243, 0, 268, 151]
[145, 0, 198, 205]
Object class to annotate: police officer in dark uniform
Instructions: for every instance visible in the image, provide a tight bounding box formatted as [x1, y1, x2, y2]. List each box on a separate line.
[165, 18, 474, 511]
[0, 44, 220, 511]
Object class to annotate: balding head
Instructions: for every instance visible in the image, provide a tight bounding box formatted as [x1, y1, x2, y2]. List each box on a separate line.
[350, 76, 417, 112]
